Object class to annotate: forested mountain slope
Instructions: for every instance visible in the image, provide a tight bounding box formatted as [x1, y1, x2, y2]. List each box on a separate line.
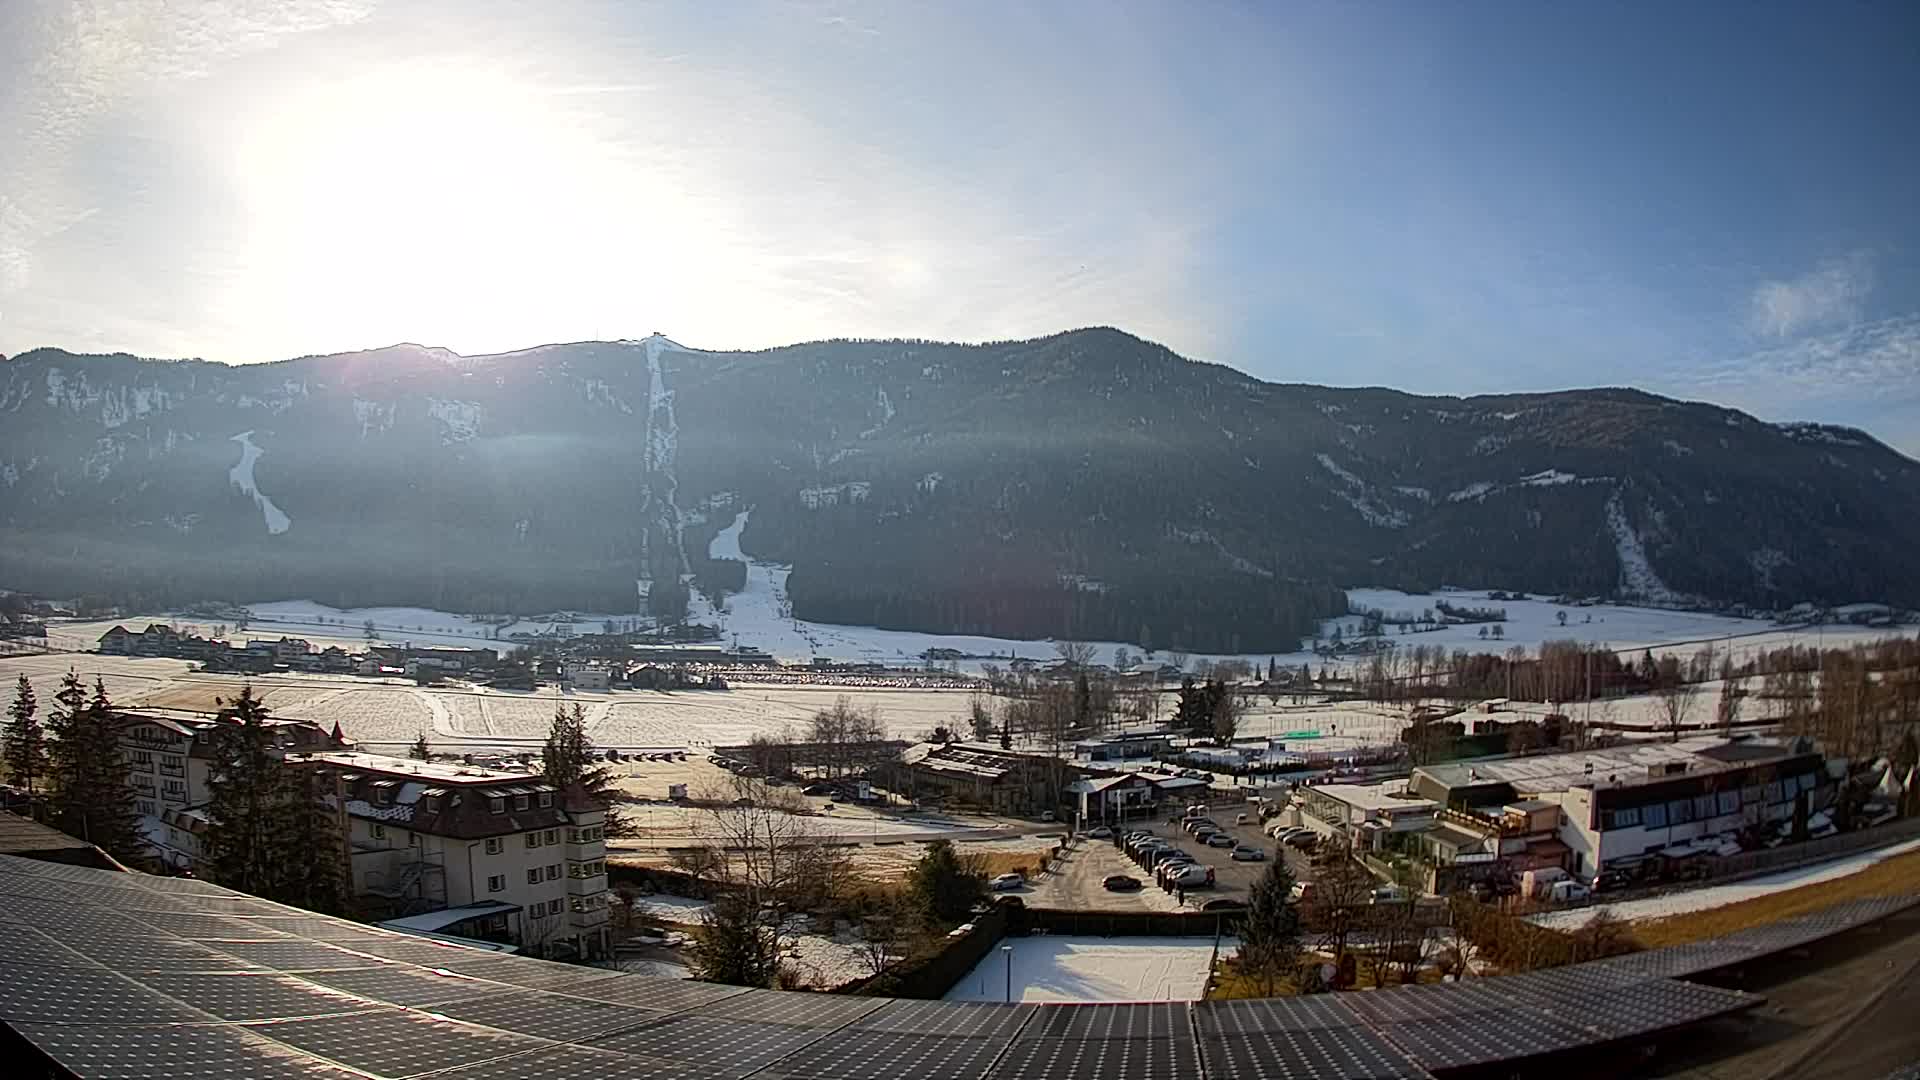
[3, 328, 1915, 652]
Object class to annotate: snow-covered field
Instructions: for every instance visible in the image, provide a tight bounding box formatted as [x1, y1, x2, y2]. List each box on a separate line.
[1530, 836, 1920, 930]
[944, 936, 1229, 1003]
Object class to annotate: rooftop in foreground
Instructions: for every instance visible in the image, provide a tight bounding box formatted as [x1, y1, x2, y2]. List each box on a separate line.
[0, 850, 1801, 1079]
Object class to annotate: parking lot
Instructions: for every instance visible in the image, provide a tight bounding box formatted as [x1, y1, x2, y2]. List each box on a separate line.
[1026, 804, 1319, 912]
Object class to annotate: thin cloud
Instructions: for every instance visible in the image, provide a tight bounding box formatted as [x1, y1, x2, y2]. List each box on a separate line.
[1748, 251, 1874, 338]
[1691, 313, 1920, 392]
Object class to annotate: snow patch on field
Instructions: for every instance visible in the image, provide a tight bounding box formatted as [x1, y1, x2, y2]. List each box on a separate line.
[1530, 836, 1920, 929]
[944, 936, 1228, 1002]
[1448, 481, 1496, 502]
[228, 432, 291, 534]
[1316, 454, 1409, 528]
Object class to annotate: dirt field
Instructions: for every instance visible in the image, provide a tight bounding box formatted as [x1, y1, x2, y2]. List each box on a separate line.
[1629, 846, 1920, 949]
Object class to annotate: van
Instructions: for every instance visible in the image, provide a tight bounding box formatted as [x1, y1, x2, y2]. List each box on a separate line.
[1167, 864, 1215, 889]
[1547, 880, 1590, 904]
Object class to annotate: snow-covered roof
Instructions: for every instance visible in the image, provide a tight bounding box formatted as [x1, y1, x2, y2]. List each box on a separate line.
[378, 901, 520, 933]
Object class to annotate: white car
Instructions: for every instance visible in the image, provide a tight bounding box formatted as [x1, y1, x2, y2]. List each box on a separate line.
[1088, 826, 1113, 839]
[1230, 845, 1266, 861]
[990, 873, 1025, 891]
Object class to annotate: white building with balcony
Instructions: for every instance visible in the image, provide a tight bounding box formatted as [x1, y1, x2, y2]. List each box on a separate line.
[289, 751, 612, 960]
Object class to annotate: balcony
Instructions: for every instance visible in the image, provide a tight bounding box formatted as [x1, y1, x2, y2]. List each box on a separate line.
[568, 907, 609, 929]
[159, 762, 185, 778]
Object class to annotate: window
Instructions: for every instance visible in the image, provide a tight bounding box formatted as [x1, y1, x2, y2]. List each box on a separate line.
[1668, 798, 1694, 824]
[371, 824, 386, 840]
[526, 832, 541, 849]
[1641, 802, 1667, 829]
[544, 829, 559, 845]
[136, 800, 156, 816]
[514, 794, 530, 811]
[527, 869, 541, 885]
[1604, 806, 1639, 829]
[545, 863, 560, 881]
[487, 875, 505, 893]
[1693, 794, 1715, 820]
[409, 832, 420, 847]
[549, 898, 566, 917]
[375, 786, 393, 805]
[485, 837, 503, 855]
[422, 796, 440, 813]
[1716, 791, 1739, 816]
[1763, 781, 1782, 803]
[1741, 785, 1762, 806]
[537, 791, 553, 808]
[489, 797, 505, 814]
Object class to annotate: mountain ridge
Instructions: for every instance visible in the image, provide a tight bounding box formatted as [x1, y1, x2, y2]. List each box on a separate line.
[3, 327, 1916, 650]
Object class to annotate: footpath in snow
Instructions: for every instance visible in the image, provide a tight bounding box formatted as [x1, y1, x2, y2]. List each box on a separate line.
[1530, 836, 1920, 930]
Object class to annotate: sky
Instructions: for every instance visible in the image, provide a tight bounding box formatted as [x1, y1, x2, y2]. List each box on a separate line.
[1, 1, 1917, 453]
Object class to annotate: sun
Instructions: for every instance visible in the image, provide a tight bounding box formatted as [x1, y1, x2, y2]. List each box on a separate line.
[223, 62, 701, 354]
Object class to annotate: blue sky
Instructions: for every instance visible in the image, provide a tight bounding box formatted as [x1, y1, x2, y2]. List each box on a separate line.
[2, 1, 1916, 453]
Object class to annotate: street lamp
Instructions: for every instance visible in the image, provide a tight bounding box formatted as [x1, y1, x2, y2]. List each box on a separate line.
[1002, 944, 1015, 1003]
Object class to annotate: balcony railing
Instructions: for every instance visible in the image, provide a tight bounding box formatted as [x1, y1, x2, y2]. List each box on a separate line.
[159, 762, 185, 778]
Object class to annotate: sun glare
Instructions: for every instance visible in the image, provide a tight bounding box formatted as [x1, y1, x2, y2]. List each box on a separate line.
[226, 63, 703, 354]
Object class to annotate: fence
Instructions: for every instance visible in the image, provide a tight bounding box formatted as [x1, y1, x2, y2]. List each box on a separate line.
[838, 904, 1011, 998]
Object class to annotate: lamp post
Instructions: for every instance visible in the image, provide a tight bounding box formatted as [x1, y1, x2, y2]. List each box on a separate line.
[1002, 944, 1014, 1003]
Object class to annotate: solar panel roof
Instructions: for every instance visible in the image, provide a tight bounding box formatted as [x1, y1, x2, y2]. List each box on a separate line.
[0, 850, 1828, 1080]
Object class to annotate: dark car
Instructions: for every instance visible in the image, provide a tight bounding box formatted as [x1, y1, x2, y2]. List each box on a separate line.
[1103, 875, 1144, 892]
[1202, 898, 1248, 912]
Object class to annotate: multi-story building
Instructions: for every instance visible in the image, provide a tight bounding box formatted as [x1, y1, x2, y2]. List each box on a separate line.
[1411, 735, 1838, 879]
[111, 707, 338, 871]
[287, 752, 612, 960]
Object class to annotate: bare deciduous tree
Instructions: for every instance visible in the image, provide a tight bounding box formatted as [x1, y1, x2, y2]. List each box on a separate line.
[1054, 640, 1097, 668]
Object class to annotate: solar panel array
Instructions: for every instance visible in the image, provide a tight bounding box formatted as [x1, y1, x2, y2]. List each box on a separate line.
[1581, 892, 1920, 982]
[0, 853, 1826, 1079]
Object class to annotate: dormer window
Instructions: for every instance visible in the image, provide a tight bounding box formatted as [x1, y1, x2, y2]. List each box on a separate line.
[537, 791, 553, 808]
[489, 797, 505, 814]
[514, 794, 530, 811]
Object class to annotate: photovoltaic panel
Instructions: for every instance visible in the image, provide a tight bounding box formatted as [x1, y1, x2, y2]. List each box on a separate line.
[297, 964, 499, 1007]
[586, 1015, 832, 1077]
[0, 964, 211, 1025]
[3, 924, 90, 968]
[440, 957, 633, 991]
[427, 988, 666, 1043]
[991, 1033, 1205, 1080]
[128, 971, 376, 1021]
[130, 909, 291, 940]
[1340, 980, 1529, 1025]
[698, 988, 891, 1028]
[1017, 1002, 1187, 1040]
[768, 1029, 1015, 1080]
[1194, 995, 1362, 1036]
[437, 1043, 708, 1080]
[544, 971, 756, 1011]
[1556, 979, 1761, 1040]
[50, 933, 265, 972]
[1371, 1009, 1604, 1070]
[852, 1000, 1038, 1039]
[1197, 1029, 1431, 1080]
[8, 1021, 356, 1080]
[206, 939, 389, 970]
[246, 1007, 552, 1076]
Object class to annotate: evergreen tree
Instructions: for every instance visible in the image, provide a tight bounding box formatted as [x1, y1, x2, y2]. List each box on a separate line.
[45, 671, 142, 860]
[687, 892, 780, 987]
[3, 674, 48, 797]
[409, 732, 432, 760]
[278, 764, 349, 915]
[1232, 857, 1302, 996]
[541, 703, 625, 835]
[907, 839, 985, 925]
[203, 686, 306, 901]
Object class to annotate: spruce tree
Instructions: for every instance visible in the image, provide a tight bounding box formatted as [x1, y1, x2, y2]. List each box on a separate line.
[44, 672, 141, 860]
[541, 703, 624, 834]
[1232, 857, 1302, 996]
[3, 674, 48, 798]
[278, 764, 349, 915]
[408, 732, 431, 760]
[202, 686, 296, 899]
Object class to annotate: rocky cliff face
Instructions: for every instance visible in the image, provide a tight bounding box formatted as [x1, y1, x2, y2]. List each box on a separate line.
[3, 327, 1914, 650]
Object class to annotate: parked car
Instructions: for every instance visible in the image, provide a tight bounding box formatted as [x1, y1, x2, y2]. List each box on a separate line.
[1284, 831, 1319, 849]
[1148, 847, 1188, 866]
[947, 922, 976, 938]
[801, 784, 834, 796]
[1369, 885, 1408, 904]
[1103, 875, 1144, 892]
[1547, 880, 1591, 903]
[1201, 898, 1248, 912]
[1230, 845, 1266, 861]
[1206, 834, 1236, 848]
[1088, 826, 1113, 839]
[1235, 813, 1252, 825]
[990, 873, 1025, 891]
[1166, 864, 1215, 889]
